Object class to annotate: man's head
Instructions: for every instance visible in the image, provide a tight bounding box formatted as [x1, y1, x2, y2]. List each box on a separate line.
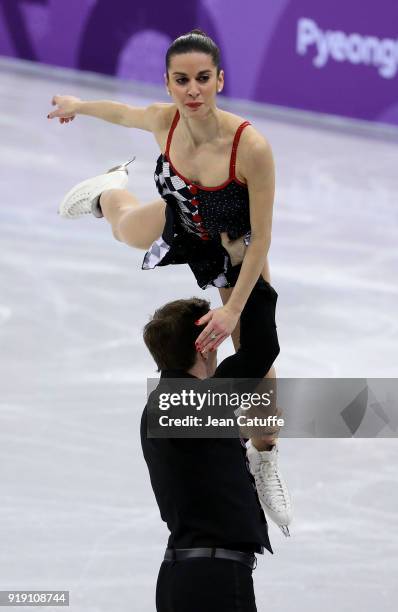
[143, 297, 217, 377]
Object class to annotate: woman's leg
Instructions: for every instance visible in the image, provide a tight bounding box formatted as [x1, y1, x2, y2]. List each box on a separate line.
[99, 189, 166, 250]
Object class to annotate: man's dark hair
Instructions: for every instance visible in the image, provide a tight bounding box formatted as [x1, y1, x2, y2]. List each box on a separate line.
[166, 29, 221, 76]
[143, 297, 210, 372]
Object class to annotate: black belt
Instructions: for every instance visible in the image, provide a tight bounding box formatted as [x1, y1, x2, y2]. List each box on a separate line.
[164, 547, 257, 570]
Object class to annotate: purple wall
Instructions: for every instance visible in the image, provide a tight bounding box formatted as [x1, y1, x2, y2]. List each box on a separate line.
[1, 0, 398, 126]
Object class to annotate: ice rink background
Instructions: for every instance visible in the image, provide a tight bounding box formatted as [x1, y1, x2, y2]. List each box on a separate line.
[0, 58, 397, 611]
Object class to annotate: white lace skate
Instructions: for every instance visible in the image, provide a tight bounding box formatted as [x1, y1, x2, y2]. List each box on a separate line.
[58, 157, 135, 219]
[246, 440, 292, 537]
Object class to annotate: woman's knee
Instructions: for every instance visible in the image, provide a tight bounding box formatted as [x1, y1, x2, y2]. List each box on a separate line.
[116, 216, 150, 249]
[111, 225, 123, 242]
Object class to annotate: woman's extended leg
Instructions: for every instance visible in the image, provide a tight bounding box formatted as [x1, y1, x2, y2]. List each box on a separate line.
[100, 189, 166, 250]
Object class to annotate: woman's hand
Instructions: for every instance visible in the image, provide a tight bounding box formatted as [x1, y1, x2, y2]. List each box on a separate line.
[195, 305, 240, 353]
[194, 233, 246, 352]
[47, 95, 81, 124]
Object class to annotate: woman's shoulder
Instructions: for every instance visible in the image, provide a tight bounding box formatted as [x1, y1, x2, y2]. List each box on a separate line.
[220, 109, 270, 148]
[149, 103, 177, 131]
[221, 111, 273, 180]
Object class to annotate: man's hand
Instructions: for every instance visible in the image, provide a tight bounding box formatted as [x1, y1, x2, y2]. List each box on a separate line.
[220, 232, 247, 266]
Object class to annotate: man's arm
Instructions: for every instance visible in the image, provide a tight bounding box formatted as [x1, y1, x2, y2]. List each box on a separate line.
[213, 275, 280, 379]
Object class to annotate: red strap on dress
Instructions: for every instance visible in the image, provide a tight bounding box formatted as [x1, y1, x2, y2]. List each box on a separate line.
[166, 110, 250, 183]
[229, 121, 251, 180]
[165, 109, 180, 156]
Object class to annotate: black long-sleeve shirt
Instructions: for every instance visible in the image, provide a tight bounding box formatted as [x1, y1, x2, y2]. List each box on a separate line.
[140, 276, 280, 554]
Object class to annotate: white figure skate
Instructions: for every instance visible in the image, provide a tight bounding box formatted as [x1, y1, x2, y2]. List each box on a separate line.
[246, 440, 292, 537]
[58, 157, 135, 219]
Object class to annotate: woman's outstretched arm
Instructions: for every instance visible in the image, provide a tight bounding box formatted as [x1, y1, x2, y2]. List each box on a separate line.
[47, 95, 169, 131]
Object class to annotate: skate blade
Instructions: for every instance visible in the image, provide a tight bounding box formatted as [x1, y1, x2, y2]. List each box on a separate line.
[106, 157, 136, 174]
[279, 525, 290, 537]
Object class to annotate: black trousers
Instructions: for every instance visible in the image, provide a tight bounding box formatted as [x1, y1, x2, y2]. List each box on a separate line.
[156, 557, 257, 612]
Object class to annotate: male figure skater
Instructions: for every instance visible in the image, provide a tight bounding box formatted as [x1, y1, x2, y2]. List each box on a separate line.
[141, 265, 291, 611]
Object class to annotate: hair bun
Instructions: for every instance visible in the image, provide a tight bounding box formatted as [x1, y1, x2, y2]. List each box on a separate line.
[189, 28, 208, 37]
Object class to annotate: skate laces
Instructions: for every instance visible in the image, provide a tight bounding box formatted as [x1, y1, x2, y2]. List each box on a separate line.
[254, 459, 288, 507]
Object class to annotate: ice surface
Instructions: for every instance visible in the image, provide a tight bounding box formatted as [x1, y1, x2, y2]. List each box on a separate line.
[0, 58, 397, 611]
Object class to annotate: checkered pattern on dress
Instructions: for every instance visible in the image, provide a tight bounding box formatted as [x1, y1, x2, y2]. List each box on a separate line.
[142, 237, 171, 270]
[142, 110, 253, 288]
[143, 155, 210, 271]
[157, 157, 203, 236]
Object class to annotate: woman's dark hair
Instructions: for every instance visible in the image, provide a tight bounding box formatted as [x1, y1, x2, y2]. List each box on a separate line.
[166, 29, 221, 76]
[143, 297, 210, 372]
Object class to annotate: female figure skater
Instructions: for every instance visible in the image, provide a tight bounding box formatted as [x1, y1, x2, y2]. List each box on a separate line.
[48, 29, 292, 532]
